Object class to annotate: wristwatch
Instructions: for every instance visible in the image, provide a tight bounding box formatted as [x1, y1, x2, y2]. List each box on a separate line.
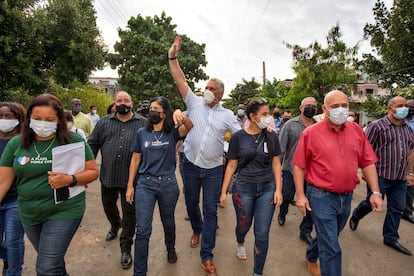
[69, 175, 78, 187]
[372, 191, 381, 196]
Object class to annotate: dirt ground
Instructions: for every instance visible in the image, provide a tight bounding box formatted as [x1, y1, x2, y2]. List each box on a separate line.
[10, 158, 414, 275]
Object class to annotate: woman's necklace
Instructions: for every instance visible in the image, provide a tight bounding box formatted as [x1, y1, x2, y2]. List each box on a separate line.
[251, 133, 261, 144]
[33, 137, 56, 158]
[152, 130, 164, 143]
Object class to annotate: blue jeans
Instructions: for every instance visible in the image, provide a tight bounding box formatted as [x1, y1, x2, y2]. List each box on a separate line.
[0, 201, 24, 276]
[232, 179, 276, 275]
[182, 157, 222, 260]
[134, 174, 179, 276]
[23, 218, 82, 276]
[279, 170, 313, 235]
[306, 185, 352, 276]
[352, 177, 406, 244]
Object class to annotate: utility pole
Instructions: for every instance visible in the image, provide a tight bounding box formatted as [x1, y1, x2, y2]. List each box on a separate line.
[262, 61, 266, 86]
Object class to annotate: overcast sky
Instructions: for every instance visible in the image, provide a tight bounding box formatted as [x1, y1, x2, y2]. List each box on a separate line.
[92, 0, 393, 92]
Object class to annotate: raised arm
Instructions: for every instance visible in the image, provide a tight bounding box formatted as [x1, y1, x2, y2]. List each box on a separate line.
[168, 35, 189, 99]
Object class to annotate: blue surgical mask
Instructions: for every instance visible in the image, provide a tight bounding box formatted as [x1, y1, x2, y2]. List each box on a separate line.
[394, 107, 409, 120]
[237, 109, 245, 116]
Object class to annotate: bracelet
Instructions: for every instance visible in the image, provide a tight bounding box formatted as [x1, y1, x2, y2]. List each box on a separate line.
[168, 56, 177, 60]
[372, 191, 381, 196]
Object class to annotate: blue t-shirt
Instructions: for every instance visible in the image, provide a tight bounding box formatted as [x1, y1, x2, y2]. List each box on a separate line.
[0, 138, 18, 203]
[227, 129, 281, 183]
[131, 127, 180, 176]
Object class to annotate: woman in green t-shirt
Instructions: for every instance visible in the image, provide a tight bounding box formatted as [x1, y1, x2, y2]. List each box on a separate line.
[0, 94, 98, 275]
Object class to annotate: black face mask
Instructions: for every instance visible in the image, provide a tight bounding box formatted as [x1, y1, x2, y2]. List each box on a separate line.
[408, 109, 414, 117]
[273, 112, 280, 118]
[116, 104, 131, 115]
[148, 110, 163, 124]
[303, 106, 316, 118]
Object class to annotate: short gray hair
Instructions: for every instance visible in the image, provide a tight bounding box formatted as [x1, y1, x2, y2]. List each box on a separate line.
[210, 78, 224, 92]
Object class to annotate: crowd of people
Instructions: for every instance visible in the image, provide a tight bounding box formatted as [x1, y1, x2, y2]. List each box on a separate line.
[0, 35, 413, 276]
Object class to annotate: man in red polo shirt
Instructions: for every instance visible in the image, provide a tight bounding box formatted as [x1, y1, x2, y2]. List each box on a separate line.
[292, 90, 383, 276]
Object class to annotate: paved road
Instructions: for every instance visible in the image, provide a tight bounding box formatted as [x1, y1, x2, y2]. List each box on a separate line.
[17, 169, 414, 275]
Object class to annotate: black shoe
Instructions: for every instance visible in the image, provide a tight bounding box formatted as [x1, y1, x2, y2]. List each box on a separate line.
[105, 225, 121, 241]
[167, 248, 177, 264]
[349, 216, 359, 231]
[278, 214, 285, 226]
[384, 241, 412, 256]
[121, 251, 132, 269]
[299, 233, 313, 245]
[401, 214, 414, 224]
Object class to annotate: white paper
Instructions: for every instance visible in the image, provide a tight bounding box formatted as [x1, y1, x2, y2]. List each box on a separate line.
[223, 141, 229, 153]
[52, 142, 85, 204]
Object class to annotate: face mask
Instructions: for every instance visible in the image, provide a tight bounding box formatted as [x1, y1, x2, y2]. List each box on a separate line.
[67, 122, 73, 129]
[237, 109, 245, 116]
[327, 107, 349, 125]
[72, 106, 82, 114]
[303, 106, 316, 118]
[0, 119, 19, 133]
[29, 119, 57, 137]
[273, 112, 280, 118]
[394, 107, 409, 120]
[116, 104, 131, 115]
[346, 116, 355, 122]
[408, 109, 414, 117]
[148, 110, 163, 124]
[255, 116, 272, 129]
[92, 110, 97, 114]
[203, 89, 215, 104]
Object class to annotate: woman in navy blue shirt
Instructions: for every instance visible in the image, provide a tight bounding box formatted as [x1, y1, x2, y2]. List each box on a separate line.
[126, 96, 192, 276]
[220, 98, 282, 276]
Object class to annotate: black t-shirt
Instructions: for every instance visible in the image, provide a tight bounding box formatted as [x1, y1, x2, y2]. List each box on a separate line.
[227, 129, 281, 183]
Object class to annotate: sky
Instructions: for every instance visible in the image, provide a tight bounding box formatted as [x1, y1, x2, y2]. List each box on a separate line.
[92, 0, 393, 93]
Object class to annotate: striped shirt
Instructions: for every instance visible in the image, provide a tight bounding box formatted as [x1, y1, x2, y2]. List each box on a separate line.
[366, 116, 414, 180]
[87, 112, 146, 188]
[183, 88, 241, 169]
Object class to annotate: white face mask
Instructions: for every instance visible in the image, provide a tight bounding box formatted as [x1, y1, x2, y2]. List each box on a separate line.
[0, 119, 19, 133]
[256, 116, 272, 129]
[29, 119, 57, 137]
[327, 107, 349, 125]
[203, 89, 215, 104]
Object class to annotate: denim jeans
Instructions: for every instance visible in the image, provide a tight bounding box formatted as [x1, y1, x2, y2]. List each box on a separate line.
[0, 201, 24, 276]
[279, 170, 313, 235]
[23, 218, 82, 276]
[404, 185, 414, 216]
[134, 174, 179, 276]
[182, 157, 222, 261]
[232, 179, 275, 275]
[101, 185, 136, 252]
[352, 177, 406, 244]
[306, 185, 352, 276]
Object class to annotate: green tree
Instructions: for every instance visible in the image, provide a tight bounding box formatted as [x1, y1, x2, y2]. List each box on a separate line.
[283, 24, 358, 108]
[362, 0, 414, 87]
[0, 0, 46, 100]
[37, 0, 106, 86]
[222, 77, 260, 110]
[256, 78, 292, 110]
[107, 12, 208, 110]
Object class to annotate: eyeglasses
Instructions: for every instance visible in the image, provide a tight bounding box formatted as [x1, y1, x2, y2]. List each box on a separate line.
[251, 98, 268, 105]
